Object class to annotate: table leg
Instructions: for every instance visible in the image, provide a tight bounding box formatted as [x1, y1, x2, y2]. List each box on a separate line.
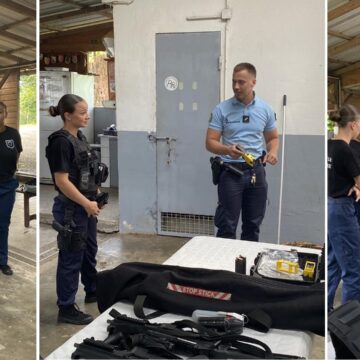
[24, 192, 30, 227]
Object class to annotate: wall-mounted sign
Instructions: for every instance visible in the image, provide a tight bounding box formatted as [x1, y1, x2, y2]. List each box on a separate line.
[164, 76, 178, 91]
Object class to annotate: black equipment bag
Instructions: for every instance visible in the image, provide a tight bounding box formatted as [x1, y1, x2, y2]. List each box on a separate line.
[328, 301, 360, 359]
[97, 262, 324, 336]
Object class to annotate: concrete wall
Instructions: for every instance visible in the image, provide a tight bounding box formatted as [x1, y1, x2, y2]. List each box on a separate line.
[111, 0, 325, 243]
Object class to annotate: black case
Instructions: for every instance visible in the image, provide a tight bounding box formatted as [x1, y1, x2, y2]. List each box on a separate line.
[329, 301, 360, 359]
[250, 250, 321, 285]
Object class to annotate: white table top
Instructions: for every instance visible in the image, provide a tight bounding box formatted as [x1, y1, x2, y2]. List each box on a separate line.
[47, 236, 321, 359]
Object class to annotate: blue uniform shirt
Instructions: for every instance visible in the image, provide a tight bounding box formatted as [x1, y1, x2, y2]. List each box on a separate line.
[208, 95, 276, 162]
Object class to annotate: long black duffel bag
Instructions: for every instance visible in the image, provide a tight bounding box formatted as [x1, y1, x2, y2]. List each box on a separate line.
[97, 262, 324, 336]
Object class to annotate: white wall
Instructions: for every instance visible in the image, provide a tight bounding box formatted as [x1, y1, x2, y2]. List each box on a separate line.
[225, 0, 325, 136]
[112, 0, 325, 135]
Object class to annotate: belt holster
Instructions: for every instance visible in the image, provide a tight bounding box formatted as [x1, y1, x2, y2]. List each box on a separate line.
[210, 157, 245, 185]
[55, 196, 87, 251]
[210, 157, 222, 185]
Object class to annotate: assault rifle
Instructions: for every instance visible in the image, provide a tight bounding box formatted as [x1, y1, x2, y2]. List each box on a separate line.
[72, 337, 180, 359]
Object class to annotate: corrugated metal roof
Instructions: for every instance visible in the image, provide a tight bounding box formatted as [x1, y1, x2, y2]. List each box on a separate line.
[0, 0, 36, 72]
[40, 0, 112, 35]
[328, 0, 360, 81]
[329, 0, 350, 11]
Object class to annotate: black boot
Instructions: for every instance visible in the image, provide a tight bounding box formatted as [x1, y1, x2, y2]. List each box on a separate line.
[58, 303, 93, 325]
[0, 264, 13, 276]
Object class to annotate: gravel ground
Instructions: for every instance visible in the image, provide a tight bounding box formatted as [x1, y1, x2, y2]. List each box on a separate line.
[18, 124, 36, 175]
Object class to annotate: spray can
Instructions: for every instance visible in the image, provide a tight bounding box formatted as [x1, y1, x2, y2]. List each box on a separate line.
[235, 255, 246, 274]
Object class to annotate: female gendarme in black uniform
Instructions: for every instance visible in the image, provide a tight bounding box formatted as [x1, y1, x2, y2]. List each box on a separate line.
[328, 104, 360, 312]
[0, 101, 22, 276]
[46, 94, 108, 325]
[350, 136, 360, 224]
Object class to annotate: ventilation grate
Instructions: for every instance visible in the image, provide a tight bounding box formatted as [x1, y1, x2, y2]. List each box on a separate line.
[160, 212, 215, 236]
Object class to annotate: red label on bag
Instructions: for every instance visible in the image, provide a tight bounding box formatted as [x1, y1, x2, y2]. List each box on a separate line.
[167, 282, 231, 300]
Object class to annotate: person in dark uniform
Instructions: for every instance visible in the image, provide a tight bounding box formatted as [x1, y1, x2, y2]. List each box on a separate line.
[46, 94, 106, 325]
[0, 101, 22, 276]
[206, 63, 279, 241]
[328, 104, 360, 312]
[350, 134, 360, 225]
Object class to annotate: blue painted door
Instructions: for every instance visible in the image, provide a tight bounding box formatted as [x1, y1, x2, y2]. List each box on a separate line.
[156, 32, 221, 236]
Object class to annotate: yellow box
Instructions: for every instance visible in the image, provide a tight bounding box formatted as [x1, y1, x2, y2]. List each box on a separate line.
[303, 261, 316, 278]
[276, 259, 299, 274]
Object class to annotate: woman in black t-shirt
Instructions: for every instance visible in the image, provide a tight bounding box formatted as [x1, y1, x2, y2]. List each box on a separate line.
[0, 101, 22, 276]
[46, 94, 102, 326]
[350, 137, 360, 224]
[328, 104, 360, 311]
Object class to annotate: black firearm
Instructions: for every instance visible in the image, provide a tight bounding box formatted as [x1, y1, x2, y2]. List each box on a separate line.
[52, 220, 72, 238]
[105, 310, 303, 359]
[72, 337, 179, 359]
[71, 309, 305, 359]
[52, 220, 77, 251]
[96, 192, 109, 208]
[72, 312, 211, 359]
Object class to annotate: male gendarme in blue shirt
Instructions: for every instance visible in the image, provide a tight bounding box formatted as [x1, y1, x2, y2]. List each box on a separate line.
[206, 62, 279, 241]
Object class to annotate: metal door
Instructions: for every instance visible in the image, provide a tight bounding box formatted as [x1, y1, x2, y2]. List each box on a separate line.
[155, 32, 220, 236]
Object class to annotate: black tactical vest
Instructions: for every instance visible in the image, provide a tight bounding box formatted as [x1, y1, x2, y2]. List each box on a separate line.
[46, 129, 99, 195]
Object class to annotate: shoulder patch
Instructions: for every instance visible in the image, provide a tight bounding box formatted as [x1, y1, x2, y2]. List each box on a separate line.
[209, 113, 213, 123]
[274, 112, 277, 121]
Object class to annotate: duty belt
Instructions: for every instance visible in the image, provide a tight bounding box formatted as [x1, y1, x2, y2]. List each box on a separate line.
[58, 191, 97, 202]
[227, 158, 263, 171]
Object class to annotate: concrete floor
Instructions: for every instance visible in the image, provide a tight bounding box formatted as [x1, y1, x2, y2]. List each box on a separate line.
[0, 262, 36, 360]
[0, 188, 36, 360]
[40, 226, 188, 358]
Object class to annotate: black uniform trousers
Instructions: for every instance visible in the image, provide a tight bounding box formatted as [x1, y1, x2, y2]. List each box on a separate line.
[215, 163, 267, 241]
[0, 178, 18, 266]
[53, 196, 97, 307]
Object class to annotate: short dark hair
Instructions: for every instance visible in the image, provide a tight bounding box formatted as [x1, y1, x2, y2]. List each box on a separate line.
[233, 63, 256, 78]
[329, 104, 360, 128]
[48, 94, 84, 121]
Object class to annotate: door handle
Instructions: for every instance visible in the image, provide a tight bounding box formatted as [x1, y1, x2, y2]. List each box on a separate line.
[148, 134, 176, 144]
[149, 133, 177, 164]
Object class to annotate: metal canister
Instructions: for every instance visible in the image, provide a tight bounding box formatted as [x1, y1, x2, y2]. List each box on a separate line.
[235, 255, 246, 274]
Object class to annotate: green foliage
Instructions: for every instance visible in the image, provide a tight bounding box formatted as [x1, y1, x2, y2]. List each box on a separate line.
[20, 74, 36, 125]
[327, 116, 335, 133]
[88, 51, 106, 64]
